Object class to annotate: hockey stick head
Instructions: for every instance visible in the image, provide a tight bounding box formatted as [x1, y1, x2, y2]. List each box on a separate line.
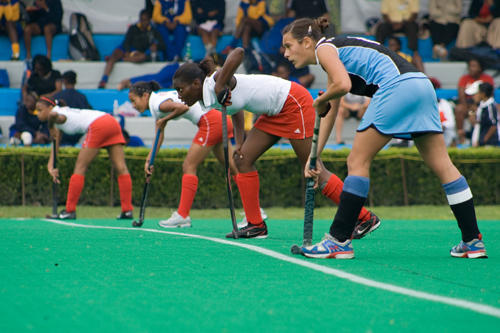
[290, 244, 301, 255]
[132, 220, 143, 227]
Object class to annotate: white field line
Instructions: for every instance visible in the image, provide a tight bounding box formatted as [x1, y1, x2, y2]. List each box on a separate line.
[44, 219, 500, 319]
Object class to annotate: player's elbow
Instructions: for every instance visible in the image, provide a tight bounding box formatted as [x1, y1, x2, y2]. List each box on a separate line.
[338, 81, 351, 95]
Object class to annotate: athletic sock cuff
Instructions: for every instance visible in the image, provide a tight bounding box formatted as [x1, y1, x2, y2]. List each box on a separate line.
[343, 175, 370, 198]
[182, 174, 198, 185]
[443, 176, 472, 205]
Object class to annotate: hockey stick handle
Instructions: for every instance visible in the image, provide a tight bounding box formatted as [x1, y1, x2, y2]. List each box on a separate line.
[308, 113, 321, 171]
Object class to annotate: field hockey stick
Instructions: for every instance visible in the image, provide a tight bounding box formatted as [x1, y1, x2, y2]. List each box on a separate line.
[221, 106, 239, 238]
[218, 90, 239, 238]
[132, 129, 161, 227]
[46, 139, 59, 219]
[290, 113, 321, 254]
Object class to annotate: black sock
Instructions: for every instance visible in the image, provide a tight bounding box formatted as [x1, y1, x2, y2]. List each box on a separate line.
[330, 191, 366, 242]
[450, 198, 480, 242]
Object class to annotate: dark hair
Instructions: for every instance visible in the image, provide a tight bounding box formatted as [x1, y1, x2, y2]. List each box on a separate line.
[129, 81, 161, 97]
[32, 54, 52, 73]
[468, 57, 485, 71]
[282, 17, 329, 43]
[388, 36, 402, 47]
[62, 70, 77, 84]
[479, 82, 493, 97]
[140, 8, 150, 19]
[37, 96, 68, 107]
[172, 57, 217, 86]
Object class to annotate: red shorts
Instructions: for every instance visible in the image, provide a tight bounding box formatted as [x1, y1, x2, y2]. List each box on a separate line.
[253, 82, 315, 139]
[193, 109, 234, 147]
[82, 114, 125, 148]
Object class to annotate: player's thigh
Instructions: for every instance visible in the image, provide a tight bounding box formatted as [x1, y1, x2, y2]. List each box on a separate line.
[289, 136, 313, 169]
[212, 142, 238, 175]
[73, 147, 101, 175]
[348, 127, 392, 176]
[107, 144, 129, 175]
[183, 143, 213, 174]
[236, 127, 279, 169]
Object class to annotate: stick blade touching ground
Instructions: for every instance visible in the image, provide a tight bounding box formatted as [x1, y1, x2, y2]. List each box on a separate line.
[290, 244, 301, 255]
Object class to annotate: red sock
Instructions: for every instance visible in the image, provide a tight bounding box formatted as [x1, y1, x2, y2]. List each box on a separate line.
[118, 174, 133, 212]
[237, 171, 263, 225]
[66, 174, 84, 213]
[178, 174, 198, 218]
[322, 174, 370, 221]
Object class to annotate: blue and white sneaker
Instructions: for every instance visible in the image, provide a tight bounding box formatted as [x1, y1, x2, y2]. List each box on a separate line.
[300, 233, 355, 259]
[450, 235, 487, 258]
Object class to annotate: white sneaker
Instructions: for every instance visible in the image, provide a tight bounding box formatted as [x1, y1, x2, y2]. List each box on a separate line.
[159, 211, 192, 228]
[237, 207, 268, 228]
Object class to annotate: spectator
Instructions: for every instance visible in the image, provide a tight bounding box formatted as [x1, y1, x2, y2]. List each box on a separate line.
[466, 81, 499, 146]
[191, 0, 225, 59]
[455, 0, 500, 50]
[54, 70, 91, 146]
[455, 58, 494, 143]
[116, 62, 180, 90]
[23, 0, 63, 60]
[0, 0, 21, 60]
[286, 0, 334, 37]
[428, 0, 462, 61]
[430, 79, 458, 147]
[375, 0, 424, 73]
[22, 54, 62, 99]
[221, 0, 274, 54]
[152, 0, 192, 61]
[9, 91, 51, 146]
[98, 9, 165, 89]
[272, 58, 314, 88]
[387, 36, 414, 63]
[122, 129, 145, 147]
[334, 93, 370, 145]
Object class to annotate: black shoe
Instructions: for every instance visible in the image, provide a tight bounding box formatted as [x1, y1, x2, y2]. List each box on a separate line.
[226, 222, 268, 239]
[117, 211, 133, 219]
[58, 209, 76, 220]
[352, 211, 380, 239]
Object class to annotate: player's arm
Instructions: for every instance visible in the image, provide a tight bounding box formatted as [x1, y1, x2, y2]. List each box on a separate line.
[231, 110, 245, 154]
[213, 47, 245, 97]
[313, 45, 351, 116]
[156, 99, 189, 129]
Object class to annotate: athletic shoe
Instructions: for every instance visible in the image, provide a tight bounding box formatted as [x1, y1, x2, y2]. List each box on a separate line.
[450, 236, 487, 258]
[301, 233, 354, 259]
[225, 222, 268, 239]
[352, 211, 381, 239]
[158, 211, 192, 228]
[58, 209, 76, 220]
[237, 207, 268, 228]
[117, 211, 133, 219]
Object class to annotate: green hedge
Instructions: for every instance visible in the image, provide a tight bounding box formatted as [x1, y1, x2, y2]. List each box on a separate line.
[1, 146, 499, 208]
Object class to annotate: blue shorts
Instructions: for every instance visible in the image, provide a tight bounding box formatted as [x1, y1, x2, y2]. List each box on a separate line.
[358, 74, 442, 139]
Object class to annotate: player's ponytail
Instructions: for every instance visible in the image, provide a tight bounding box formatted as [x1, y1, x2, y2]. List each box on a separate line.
[173, 59, 215, 87]
[130, 81, 160, 97]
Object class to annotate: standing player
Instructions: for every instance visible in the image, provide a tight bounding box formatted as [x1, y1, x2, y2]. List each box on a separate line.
[281, 17, 487, 259]
[36, 96, 133, 220]
[128, 81, 263, 228]
[172, 53, 380, 239]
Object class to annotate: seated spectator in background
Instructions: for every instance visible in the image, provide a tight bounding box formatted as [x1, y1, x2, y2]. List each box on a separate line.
[117, 62, 180, 90]
[54, 70, 91, 146]
[22, 54, 62, 99]
[99, 9, 165, 89]
[23, 0, 63, 60]
[122, 129, 145, 147]
[334, 93, 370, 145]
[191, 0, 225, 59]
[455, 0, 500, 50]
[428, 0, 462, 61]
[152, 0, 192, 61]
[286, 0, 334, 37]
[455, 58, 494, 142]
[466, 81, 499, 147]
[376, 0, 424, 73]
[272, 58, 314, 88]
[221, 0, 274, 54]
[387, 36, 413, 63]
[0, 0, 21, 60]
[430, 79, 458, 147]
[9, 91, 51, 146]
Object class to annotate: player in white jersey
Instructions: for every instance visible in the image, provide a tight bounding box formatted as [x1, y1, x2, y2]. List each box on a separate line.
[36, 96, 134, 220]
[127, 81, 265, 228]
[172, 54, 380, 240]
[282, 17, 486, 259]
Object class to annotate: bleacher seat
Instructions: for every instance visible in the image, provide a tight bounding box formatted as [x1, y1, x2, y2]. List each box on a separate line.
[93, 34, 124, 60]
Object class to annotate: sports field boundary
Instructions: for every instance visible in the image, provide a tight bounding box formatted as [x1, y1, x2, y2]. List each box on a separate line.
[44, 218, 500, 319]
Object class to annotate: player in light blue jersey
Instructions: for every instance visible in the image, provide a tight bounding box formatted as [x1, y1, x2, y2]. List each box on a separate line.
[282, 17, 487, 259]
